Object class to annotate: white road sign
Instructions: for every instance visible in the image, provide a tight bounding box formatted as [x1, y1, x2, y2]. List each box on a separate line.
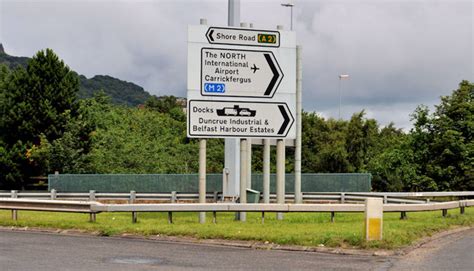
[188, 100, 294, 138]
[205, 27, 280, 47]
[187, 25, 296, 139]
[201, 48, 283, 98]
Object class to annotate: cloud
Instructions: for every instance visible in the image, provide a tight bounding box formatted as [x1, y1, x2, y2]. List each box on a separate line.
[1, 0, 472, 129]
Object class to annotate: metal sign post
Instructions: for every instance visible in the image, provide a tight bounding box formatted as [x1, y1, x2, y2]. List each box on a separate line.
[225, 0, 241, 202]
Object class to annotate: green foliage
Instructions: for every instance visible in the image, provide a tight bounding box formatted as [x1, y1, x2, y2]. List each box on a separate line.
[409, 80, 473, 191]
[0, 49, 90, 189]
[1, 49, 79, 145]
[29, 101, 96, 174]
[0, 45, 30, 69]
[78, 75, 151, 106]
[301, 111, 382, 174]
[346, 111, 379, 172]
[368, 135, 420, 191]
[0, 47, 152, 107]
[84, 97, 222, 174]
[302, 113, 347, 172]
[145, 95, 184, 110]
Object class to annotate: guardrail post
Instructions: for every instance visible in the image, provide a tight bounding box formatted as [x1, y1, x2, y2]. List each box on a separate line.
[383, 195, 388, 204]
[213, 211, 217, 224]
[341, 193, 345, 204]
[442, 209, 447, 217]
[330, 211, 335, 223]
[130, 191, 137, 223]
[89, 190, 96, 222]
[400, 211, 407, 220]
[460, 201, 465, 214]
[11, 190, 18, 221]
[89, 190, 96, 201]
[168, 212, 173, 224]
[261, 212, 265, 224]
[213, 191, 219, 203]
[50, 189, 57, 200]
[365, 198, 383, 241]
[171, 191, 177, 203]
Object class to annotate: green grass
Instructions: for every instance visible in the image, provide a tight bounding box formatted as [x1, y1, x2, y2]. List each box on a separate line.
[1, 208, 473, 249]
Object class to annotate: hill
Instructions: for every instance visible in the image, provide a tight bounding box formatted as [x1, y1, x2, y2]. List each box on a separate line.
[0, 44, 151, 106]
[0, 44, 30, 68]
[78, 75, 151, 106]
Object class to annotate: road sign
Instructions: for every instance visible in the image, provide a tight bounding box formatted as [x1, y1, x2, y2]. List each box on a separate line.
[187, 25, 296, 139]
[201, 48, 283, 98]
[206, 27, 280, 47]
[188, 100, 294, 138]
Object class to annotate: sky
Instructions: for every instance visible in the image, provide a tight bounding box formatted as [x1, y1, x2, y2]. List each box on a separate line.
[1, 0, 472, 130]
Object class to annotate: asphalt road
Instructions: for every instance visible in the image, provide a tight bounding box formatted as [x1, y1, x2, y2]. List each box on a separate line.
[387, 228, 474, 271]
[0, 228, 472, 270]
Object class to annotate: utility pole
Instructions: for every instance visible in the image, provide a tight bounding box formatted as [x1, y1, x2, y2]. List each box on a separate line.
[338, 74, 349, 119]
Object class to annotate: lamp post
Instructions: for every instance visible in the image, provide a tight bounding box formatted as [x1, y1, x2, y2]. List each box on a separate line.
[338, 74, 349, 119]
[281, 2, 294, 30]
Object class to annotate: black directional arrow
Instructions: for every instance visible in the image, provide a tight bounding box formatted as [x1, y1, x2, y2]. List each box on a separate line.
[278, 105, 291, 135]
[200, 48, 284, 98]
[208, 29, 214, 42]
[264, 53, 283, 96]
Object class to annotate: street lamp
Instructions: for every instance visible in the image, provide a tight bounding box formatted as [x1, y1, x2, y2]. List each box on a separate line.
[338, 74, 349, 119]
[281, 2, 294, 30]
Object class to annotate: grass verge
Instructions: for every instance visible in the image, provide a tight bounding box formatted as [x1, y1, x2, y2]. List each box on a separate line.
[1, 208, 473, 249]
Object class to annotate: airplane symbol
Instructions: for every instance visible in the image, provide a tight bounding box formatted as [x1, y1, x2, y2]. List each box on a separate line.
[251, 64, 260, 73]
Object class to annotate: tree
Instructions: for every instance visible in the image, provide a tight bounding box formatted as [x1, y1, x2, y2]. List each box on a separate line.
[428, 80, 473, 190]
[409, 80, 473, 191]
[368, 135, 422, 191]
[29, 99, 96, 174]
[345, 111, 379, 172]
[0, 49, 81, 188]
[145, 95, 182, 114]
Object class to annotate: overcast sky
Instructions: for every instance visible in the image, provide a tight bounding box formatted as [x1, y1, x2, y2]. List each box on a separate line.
[1, 0, 472, 130]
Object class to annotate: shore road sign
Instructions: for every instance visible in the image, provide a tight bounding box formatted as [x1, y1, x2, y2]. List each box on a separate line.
[201, 48, 283, 98]
[206, 27, 280, 47]
[188, 100, 294, 138]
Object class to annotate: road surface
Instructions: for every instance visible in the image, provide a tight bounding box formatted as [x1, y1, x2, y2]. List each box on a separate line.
[0, 228, 472, 270]
[387, 228, 474, 271]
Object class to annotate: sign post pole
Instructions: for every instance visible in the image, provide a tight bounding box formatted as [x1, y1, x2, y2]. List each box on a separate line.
[276, 139, 285, 220]
[199, 138, 206, 223]
[224, 0, 241, 199]
[198, 18, 208, 224]
[239, 138, 247, 221]
[276, 24, 285, 220]
[294, 45, 302, 203]
[263, 139, 270, 203]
